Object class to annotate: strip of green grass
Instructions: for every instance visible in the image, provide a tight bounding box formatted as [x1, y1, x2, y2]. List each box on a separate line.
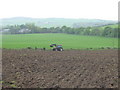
[1, 33, 119, 49]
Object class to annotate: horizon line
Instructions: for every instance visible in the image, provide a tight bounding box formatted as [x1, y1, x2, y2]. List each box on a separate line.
[0, 16, 117, 21]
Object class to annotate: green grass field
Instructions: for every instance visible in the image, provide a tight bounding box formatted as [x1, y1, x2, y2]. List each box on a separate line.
[1, 33, 119, 49]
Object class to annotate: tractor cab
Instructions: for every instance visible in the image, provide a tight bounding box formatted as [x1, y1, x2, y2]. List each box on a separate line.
[56, 45, 62, 48]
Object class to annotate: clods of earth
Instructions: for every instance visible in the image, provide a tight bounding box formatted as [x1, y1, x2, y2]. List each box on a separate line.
[2, 49, 118, 88]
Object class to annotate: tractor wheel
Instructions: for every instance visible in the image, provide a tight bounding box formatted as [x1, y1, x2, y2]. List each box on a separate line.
[58, 48, 63, 51]
[60, 48, 63, 51]
[53, 48, 56, 51]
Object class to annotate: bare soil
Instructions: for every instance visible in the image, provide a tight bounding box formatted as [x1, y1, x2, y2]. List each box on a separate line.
[2, 49, 118, 88]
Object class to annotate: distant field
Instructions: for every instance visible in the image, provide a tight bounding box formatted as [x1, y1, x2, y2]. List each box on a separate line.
[100, 24, 118, 30]
[1, 33, 119, 49]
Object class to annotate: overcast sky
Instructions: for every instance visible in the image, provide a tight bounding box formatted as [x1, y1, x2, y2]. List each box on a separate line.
[0, 0, 119, 20]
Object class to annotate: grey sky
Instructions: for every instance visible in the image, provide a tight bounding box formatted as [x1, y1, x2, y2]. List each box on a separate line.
[0, 0, 119, 20]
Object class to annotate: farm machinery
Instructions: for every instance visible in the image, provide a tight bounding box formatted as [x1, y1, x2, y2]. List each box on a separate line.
[50, 44, 63, 51]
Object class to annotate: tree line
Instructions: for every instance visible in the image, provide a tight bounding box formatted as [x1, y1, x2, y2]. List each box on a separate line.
[2, 23, 119, 38]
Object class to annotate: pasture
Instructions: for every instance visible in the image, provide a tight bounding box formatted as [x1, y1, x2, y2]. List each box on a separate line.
[1, 33, 119, 49]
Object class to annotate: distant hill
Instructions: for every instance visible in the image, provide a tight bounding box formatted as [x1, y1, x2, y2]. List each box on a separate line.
[0, 17, 117, 28]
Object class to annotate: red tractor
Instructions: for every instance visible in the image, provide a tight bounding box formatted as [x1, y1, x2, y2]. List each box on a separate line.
[50, 44, 63, 51]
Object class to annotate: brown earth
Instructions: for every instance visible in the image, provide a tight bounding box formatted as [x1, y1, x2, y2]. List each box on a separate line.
[2, 49, 118, 88]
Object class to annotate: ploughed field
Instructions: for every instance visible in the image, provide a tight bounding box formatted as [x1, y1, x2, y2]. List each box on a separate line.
[2, 49, 118, 88]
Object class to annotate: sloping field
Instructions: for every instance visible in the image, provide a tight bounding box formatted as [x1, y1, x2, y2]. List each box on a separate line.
[2, 49, 118, 88]
[2, 33, 119, 49]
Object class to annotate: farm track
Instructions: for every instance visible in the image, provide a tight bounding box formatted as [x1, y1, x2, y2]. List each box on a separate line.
[2, 49, 118, 88]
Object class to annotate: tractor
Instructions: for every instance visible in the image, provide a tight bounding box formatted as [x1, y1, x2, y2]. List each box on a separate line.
[50, 44, 63, 51]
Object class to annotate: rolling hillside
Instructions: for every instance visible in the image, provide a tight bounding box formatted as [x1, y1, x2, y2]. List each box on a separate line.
[0, 17, 117, 28]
